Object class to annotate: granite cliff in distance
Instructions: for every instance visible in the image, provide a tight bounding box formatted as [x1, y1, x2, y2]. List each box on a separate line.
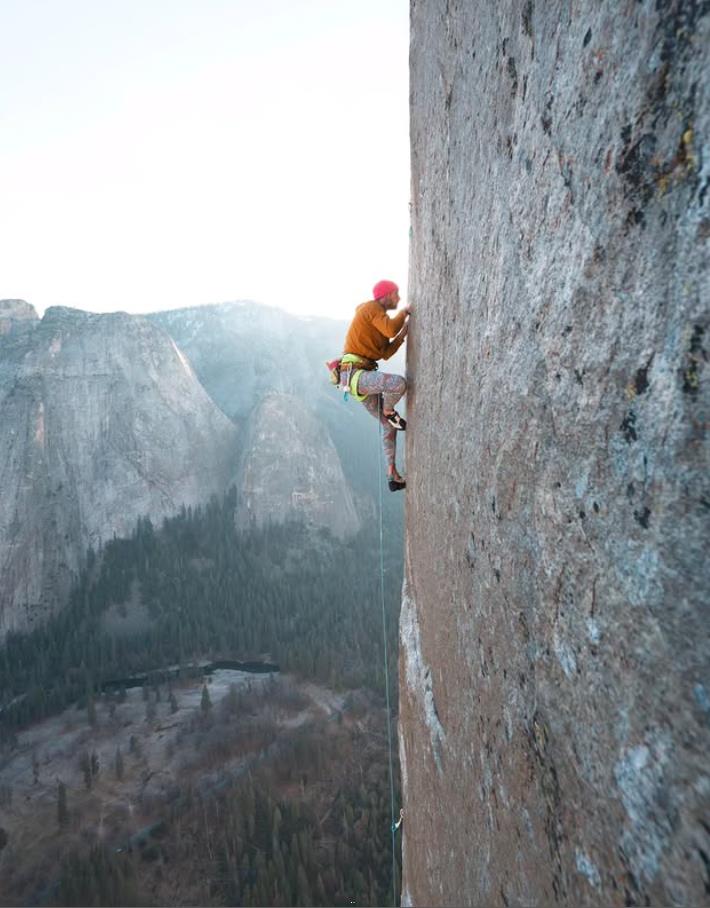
[0, 304, 239, 638]
[237, 392, 360, 537]
[151, 304, 363, 536]
[148, 301, 347, 426]
[149, 300, 399, 518]
[0, 299, 39, 335]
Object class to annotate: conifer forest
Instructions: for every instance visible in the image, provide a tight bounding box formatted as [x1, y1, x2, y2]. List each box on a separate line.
[0, 489, 404, 906]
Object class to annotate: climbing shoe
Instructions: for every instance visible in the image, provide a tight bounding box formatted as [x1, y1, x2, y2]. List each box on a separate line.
[385, 410, 406, 431]
[388, 477, 406, 492]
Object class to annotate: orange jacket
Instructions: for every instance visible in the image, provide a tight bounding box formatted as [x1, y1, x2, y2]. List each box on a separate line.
[343, 300, 407, 362]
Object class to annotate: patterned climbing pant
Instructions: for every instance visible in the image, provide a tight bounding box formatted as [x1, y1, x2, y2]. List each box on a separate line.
[356, 370, 407, 471]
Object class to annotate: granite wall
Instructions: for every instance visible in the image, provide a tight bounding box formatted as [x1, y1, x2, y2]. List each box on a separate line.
[401, 2, 709, 904]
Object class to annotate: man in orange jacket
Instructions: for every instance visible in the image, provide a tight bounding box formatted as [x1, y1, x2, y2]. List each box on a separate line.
[341, 279, 411, 491]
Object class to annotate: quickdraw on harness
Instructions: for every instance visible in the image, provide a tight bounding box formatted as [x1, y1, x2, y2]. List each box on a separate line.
[325, 354, 377, 402]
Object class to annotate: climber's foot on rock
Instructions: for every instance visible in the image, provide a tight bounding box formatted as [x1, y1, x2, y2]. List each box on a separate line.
[388, 469, 406, 492]
[384, 409, 406, 431]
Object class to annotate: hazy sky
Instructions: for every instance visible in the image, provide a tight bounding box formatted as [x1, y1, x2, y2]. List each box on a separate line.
[0, 0, 409, 320]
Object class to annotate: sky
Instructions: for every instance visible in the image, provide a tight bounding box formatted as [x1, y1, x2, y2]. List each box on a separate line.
[0, 0, 409, 320]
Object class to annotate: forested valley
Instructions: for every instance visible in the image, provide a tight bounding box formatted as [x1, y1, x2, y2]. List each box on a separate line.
[1, 486, 402, 731]
[0, 489, 404, 906]
[49, 691, 401, 908]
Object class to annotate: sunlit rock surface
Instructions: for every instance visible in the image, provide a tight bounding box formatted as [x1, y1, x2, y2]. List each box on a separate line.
[236, 392, 360, 537]
[401, 2, 709, 905]
[0, 307, 238, 636]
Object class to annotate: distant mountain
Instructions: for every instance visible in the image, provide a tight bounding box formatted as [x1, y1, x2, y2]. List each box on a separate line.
[150, 301, 376, 527]
[0, 303, 238, 637]
[148, 301, 347, 424]
[0, 299, 39, 336]
[0, 298, 406, 638]
[148, 301, 406, 502]
[237, 392, 359, 536]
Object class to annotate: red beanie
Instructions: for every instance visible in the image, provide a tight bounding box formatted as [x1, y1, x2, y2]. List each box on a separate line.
[372, 279, 399, 300]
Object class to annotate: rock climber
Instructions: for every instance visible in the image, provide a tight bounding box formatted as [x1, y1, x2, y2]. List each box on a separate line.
[340, 279, 411, 491]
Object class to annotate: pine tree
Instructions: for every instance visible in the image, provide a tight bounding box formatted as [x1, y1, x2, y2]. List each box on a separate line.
[80, 752, 93, 790]
[224, 682, 239, 716]
[87, 693, 97, 727]
[114, 747, 124, 781]
[200, 684, 212, 716]
[296, 862, 312, 907]
[57, 781, 68, 827]
[315, 871, 327, 905]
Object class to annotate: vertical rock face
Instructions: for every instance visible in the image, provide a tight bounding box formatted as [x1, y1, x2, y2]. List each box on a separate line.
[236, 392, 360, 537]
[0, 307, 238, 636]
[402, 3, 708, 906]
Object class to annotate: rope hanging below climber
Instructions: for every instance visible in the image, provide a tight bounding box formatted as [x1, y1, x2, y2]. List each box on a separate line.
[326, 278, 411, 906]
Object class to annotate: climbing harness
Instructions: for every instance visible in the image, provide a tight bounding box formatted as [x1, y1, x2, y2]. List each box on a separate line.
[325, 354, 377, 402]
[377, 395, 401, 907]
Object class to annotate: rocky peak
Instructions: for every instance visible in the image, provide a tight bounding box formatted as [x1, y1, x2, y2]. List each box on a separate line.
[0, 299, 39, 336]
[149, 301, 396, 517]
[41, 304, 92, 322]
[0, 307, 238, 638]
[149, 301, 348, 423]
[237, 392, 360, 538]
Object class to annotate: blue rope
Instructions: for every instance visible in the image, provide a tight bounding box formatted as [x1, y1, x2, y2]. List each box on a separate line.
[377, 395, 399, 908]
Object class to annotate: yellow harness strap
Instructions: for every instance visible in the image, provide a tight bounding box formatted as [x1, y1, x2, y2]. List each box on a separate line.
[340, 354, 372, 402]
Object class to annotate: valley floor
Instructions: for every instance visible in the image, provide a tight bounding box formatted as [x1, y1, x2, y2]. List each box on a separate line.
[0, 669, 394, 906]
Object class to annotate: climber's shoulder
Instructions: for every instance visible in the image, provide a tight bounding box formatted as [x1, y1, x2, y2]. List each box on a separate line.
[355, 300, 380, 320]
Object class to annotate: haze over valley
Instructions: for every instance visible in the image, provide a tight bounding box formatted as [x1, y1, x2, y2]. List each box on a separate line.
[0, 296, 404, 906]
